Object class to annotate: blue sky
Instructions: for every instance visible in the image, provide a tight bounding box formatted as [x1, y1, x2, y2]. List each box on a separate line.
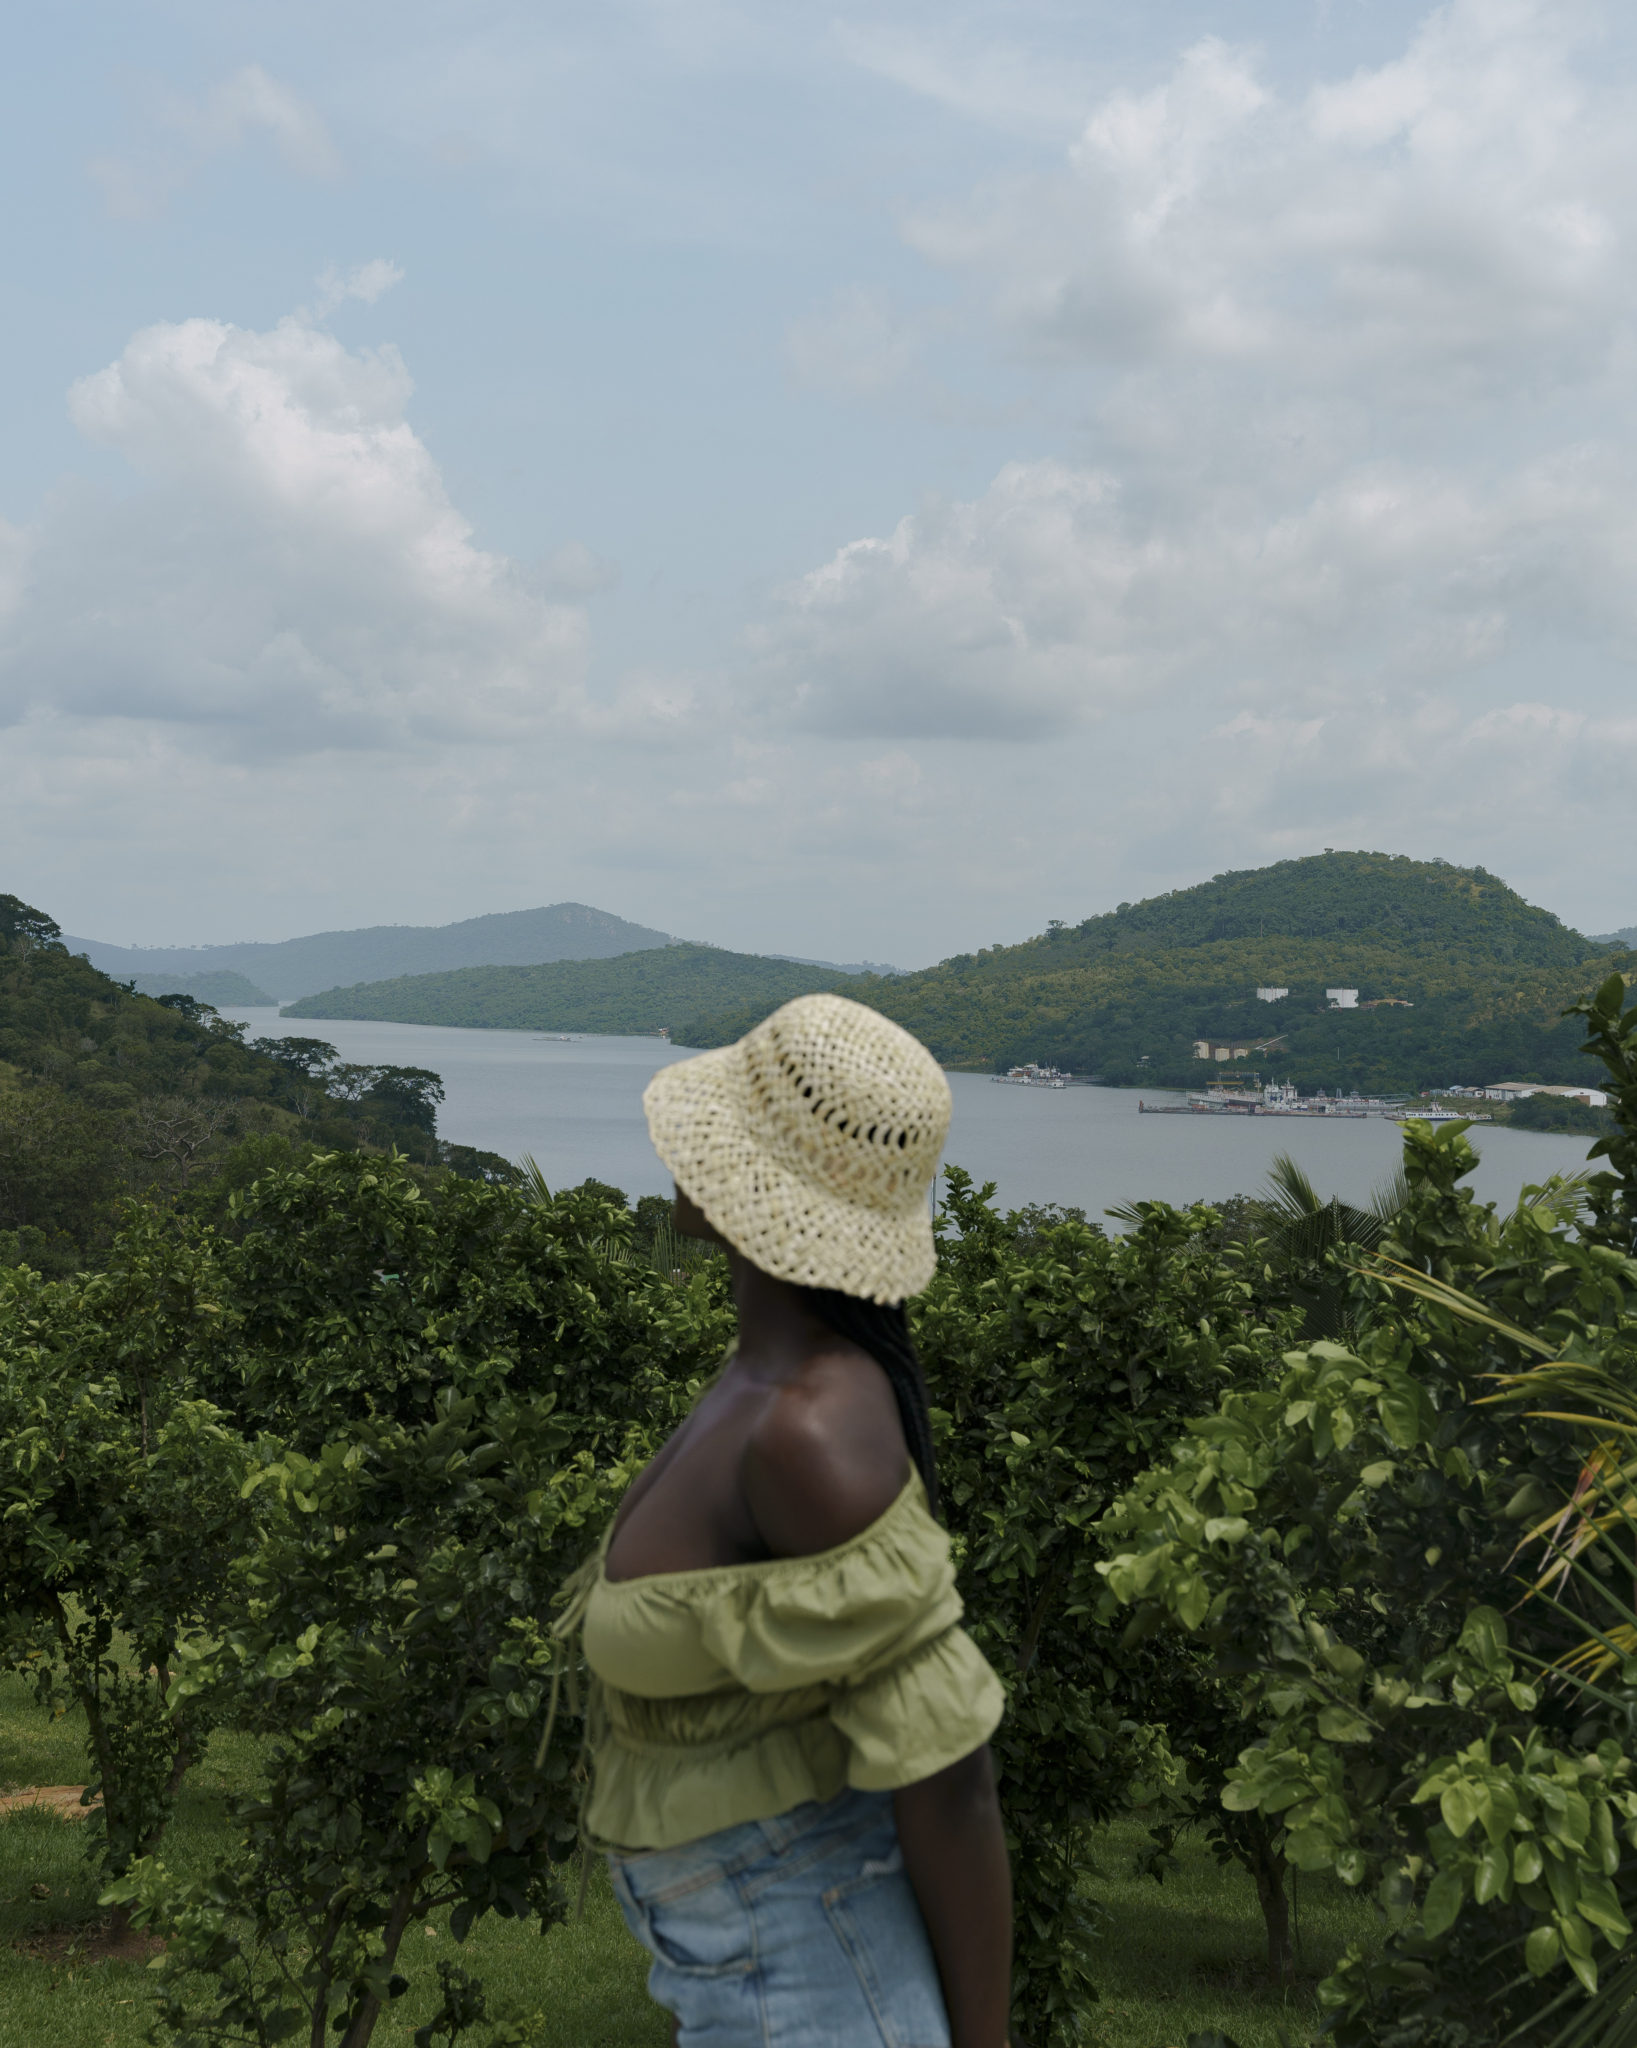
[4, 1, 1635, 963]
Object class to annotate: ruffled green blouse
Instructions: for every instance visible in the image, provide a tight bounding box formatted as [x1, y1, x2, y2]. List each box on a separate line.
[555, 1472, 1005, 1851]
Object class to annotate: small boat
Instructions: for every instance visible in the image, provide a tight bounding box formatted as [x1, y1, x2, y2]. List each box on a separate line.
[992, 1064, 1069, 1089]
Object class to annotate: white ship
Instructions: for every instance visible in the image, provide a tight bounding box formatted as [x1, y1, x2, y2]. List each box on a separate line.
[993, 1063, 1069, 1089]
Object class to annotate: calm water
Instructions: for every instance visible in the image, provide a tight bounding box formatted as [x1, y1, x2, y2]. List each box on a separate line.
[223, 1008, 1599, 1224]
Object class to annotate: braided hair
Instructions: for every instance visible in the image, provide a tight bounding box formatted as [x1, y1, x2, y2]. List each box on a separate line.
[796, 1287, 940, 1518]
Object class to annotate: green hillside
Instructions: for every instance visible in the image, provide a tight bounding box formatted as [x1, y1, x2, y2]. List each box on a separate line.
[680, 853, 1634, 1094]
[281, 944, 846, 1033]
[0, 892, 482, 1275]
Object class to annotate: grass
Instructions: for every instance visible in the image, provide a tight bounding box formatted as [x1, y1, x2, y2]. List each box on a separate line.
[1080, 1821, 1378, 2047]
[0, 1672, 664, 2048]
[2, 1671, 1378, 2048]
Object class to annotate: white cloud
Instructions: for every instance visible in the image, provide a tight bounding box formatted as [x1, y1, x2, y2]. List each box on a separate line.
[908, 1, 1631, 397]
[746, 0, 1637, 765]
[90, 65, 342, 218]
[307, 259, 406, 320]
[749, 440, 1637, 740]
[0, 310, 609, 753]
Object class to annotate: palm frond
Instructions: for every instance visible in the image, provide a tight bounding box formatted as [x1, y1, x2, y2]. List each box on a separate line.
[1527, 1949, 1637, 2048]
[1514, 1170, 1595, 1228]
[1263, 1153, 1325, 1221]
[1370, 1166, 1413, 1224]
[516, 1154, 552, 1205]
[1363, 1258, 1560, 1357]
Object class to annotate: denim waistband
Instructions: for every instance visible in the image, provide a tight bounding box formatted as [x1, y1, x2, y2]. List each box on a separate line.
[605, 1785, 887, 1896]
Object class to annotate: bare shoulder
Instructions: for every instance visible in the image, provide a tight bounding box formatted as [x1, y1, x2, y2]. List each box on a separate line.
[741, 1346, 909, 1559]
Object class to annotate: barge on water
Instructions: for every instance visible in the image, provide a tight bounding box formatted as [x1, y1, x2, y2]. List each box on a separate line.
[1137, 1080, 1488, 1120]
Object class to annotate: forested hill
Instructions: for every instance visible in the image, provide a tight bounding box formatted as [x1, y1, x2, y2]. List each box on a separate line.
[65, 901, 676, 1002]
[0, 892, 488, 1275]
[281, 944, 847, 1033]
[680, 853, 1634, 1094]
[1044, 852, 1602, 967]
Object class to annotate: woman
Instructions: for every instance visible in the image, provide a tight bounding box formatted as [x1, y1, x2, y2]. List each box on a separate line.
[556, 993, 1011, 2048]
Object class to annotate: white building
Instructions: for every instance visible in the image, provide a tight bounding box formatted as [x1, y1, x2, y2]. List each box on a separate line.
[1256, 986, 1289, 1003]
[1326, 988, 1359, 1009]
[1487, 1082, 1609, 1107]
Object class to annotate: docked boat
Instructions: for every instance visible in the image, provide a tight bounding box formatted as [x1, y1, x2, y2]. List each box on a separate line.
[993, 1063, 1069, 1089]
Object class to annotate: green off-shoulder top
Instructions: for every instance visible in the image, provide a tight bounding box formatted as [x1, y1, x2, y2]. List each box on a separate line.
[552, 1472, 1005, 1852]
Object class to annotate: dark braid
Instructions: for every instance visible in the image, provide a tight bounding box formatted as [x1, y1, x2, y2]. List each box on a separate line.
[796, 1287, 940, 1519]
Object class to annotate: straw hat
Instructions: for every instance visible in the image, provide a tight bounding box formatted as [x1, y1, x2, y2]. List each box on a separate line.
[642, 994, 951, 1304]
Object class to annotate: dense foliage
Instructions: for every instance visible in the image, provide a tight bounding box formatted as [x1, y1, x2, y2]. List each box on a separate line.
[683, 853, 1630, 1093]
[73, 902, 677, 1005]
[4, 1158, 734, 2047]
[916, 1171, 1296, 2038]
[284, 941, 846, 1032]
[0, 896, 493, 1273]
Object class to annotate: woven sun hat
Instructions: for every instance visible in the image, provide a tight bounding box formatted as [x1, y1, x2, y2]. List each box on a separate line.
[642, 994, 951, 1305]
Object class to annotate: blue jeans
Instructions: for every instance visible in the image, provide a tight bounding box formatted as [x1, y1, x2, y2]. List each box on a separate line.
[606, 1786, 951, 2047]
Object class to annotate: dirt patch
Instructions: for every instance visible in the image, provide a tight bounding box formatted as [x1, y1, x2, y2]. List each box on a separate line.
[13, 1915, 163, 1966]
[0, 1785, 100, 1821]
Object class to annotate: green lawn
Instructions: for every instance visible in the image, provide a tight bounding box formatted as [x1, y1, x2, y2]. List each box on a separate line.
[2, 1673, 1376, 2047]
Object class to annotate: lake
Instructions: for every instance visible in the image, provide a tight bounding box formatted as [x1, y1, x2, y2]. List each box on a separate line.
[222, 1008, 1600, 1224]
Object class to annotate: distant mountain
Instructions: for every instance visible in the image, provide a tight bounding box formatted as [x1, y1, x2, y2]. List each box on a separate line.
[281, 944, 848, 1034]
[680, 851, 1634, 1096]
[1593, 926, 1637, 949]
[63, 903, 676, 1003]
[127, 969, 276, 1006]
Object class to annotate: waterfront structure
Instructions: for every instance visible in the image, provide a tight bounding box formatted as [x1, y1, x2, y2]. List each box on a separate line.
[1193, 1034, 1285, 1062]
[1326, 988, 1359, 1009]
[1194, 1038, 1251, 1062]
[1143, 1080, 1424, 1118]
[1486, 1081, 1609, 1108]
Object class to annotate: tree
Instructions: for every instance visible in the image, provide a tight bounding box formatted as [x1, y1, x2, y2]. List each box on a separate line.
[1099, 1097, 1637, 2041]
[0, 893, 64, 950]
[250, 1037, 339, 1081]
[131, 1096, 234, 1189]
[118, 1390, 606, 2048]
[361, 1065, 445, 1135]
[154, 993, 220, 1024]
[0, 1218, 249, 1929]
[914, 1169, 1293, 2044]
[97, 1152, 734, 2045]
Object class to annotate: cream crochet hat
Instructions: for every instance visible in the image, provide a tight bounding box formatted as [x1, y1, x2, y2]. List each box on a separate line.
[642, 994, 951, 1304]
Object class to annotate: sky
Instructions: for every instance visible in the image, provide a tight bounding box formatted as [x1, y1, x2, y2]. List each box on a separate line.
[4, 0, 1636, 967]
